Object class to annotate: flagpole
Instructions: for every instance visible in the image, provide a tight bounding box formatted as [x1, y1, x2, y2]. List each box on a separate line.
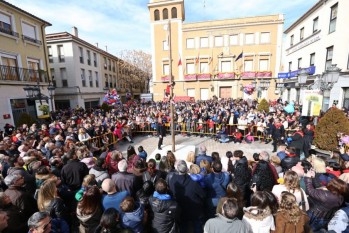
[168, 20, 175, 152]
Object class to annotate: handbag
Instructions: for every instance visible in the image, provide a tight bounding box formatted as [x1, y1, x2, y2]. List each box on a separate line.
[300, 189, 306, 211]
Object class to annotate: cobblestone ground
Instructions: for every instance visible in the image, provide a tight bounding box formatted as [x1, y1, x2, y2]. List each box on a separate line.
[116, 134, 274, 160]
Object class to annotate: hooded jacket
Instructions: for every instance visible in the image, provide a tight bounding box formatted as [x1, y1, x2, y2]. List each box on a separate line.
[243, 206, 275, 232]
[120, 204, 144, 233]
[149, 192, 180, 233]
[77, 206, 103, 233]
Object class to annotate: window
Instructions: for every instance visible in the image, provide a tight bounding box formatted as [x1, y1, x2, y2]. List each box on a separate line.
[104, 57, 107, 69]
[50, 68, 55, 81]
[200, 62, 208, 73]
[343, 88, 349, 110]
[87, 50, 91, 65]
[300, 27, 304, 41]
[95, 71, 99, 87]
[290, 35, 294, 46]
[244, 60, 253, 72]
[329, 3, 338, 33]
[0, 12, 12, 33]
[154, 9, 160, 21]
[89, 70, 93, 87]
[58, 45, 65, 62]
[171, 7, 177, 18]
[186, 63, 195, 74]
[260, 32, 270, 44]
[221, 61, 231, 72]
[326, 46, 333, 69]
[313, 17, 319, 33]
[109, 74, 112, 88]
[163, 8, 168, 20]
[48, 46, 53, 63]
[288, 62, 292, 72]
[22, 22, 36, 39]
[187, 88, 195, 97]
[298, 58, 302, 69]
[79, 47, 84, 63]
[310, 53, 315, 66]
[93, 53, 97, 67]
[347, 53, 349, 70]
[214, 36, 223, 47]
[163, 64, 169, 75]
[186, 38, 194, 49]
[230, 34, 238, 45]
[27, 59, 40, 81]
[1, 55, 18, 80]
[60, 68, 68, 87]
[81, 69, 86, 87]
[259, 59, 268, 71]
[108, 59, 111, 71]
[245, 33, 254, 45]
[105, 74, 108, 87]
[163, 41, 169, 50]
[200, 37, 208, 48]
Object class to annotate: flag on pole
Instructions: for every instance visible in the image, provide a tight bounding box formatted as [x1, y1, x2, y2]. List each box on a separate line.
[195, 51, 200, 64]
[235, 51, 243, 61]
[178, 55, 182, 66]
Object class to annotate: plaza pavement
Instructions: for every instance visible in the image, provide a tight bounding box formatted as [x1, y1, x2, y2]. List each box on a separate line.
[116, 134, 274, 161]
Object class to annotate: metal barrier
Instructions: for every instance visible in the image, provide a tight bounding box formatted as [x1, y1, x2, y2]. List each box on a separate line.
[81, 123, 298, 150]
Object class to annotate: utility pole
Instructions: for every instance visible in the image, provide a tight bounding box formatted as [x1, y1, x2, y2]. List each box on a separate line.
[167, 20, 175, 152]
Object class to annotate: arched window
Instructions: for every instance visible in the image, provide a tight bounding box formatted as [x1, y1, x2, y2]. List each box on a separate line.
[171, 7, 177, 19]
[163, 8, 168, 20]
[154, 9, 160, 21]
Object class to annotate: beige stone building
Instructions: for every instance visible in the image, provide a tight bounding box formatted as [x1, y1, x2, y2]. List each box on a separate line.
[148, 0, 284, 101]
[0, 0, 51, 127]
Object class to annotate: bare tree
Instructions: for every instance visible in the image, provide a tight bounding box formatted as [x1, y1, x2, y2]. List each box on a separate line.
[119, 50, 152, 93]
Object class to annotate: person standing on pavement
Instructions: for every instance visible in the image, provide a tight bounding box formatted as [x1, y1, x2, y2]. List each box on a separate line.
[270, 118, 285, 153]
[157, 116, 166, 150]
[195, 145, 212, 165]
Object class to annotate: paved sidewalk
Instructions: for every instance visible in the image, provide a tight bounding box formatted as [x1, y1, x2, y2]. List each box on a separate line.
[116, 134, 274, 160]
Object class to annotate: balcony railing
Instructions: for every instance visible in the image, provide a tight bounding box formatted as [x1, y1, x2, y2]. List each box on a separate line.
[22, 35, 42, 45]
[0, 28, 19, 37]
[0, 65, 48, 82]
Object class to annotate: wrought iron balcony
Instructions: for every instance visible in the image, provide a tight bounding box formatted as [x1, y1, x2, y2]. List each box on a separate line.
[22, 35, 42, 45]
[0, 28, 19, 37]
[0, 65, 48, 82]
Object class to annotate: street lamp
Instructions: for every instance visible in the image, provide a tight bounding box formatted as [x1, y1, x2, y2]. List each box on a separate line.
[259, 80, 271, 90]
[251, 80, 257, 88]
[23, 79, 56, 111]
[297, 68, 308, 88]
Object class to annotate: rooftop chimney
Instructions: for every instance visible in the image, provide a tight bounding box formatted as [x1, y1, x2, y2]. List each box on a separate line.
[72, 26, 78, 37]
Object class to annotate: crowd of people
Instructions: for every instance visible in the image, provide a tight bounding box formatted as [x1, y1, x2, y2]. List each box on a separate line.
[0, 97, 348, 233]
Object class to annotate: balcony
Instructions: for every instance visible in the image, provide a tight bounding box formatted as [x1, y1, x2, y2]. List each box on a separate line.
[240, 71, 256, 79]
[0, 28, 19, 38]
[197, 73, 211, 80]
[216, 72, 235, 80]
[0, 65, 48, 82]
[22, 35, 42, 45]
[184, 74, 197, 81]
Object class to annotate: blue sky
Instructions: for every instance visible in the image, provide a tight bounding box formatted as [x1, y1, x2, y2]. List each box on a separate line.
[7, 0, 318, 56]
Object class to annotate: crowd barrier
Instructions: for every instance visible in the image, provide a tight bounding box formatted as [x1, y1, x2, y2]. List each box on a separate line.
[83, 123, 298, 149]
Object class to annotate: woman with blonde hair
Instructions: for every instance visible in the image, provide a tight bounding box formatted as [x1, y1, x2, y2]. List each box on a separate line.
[274, 191, 310, 233]
[78, 128, 91, 143]
[37, 179, 69, 222]
[186, 151, 195, 168]
[272, 170, 309, 211]
[311, 155, 330, 187]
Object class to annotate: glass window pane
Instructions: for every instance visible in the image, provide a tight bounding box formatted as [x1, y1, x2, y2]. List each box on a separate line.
[259, 59, 268, 71]
[215, 36, 223, 47]
[245, 33, 254, 44]
[200, 37, 208, 48]
[230, 35, 238, 45]
[163, 64, 169, 75]
[187, 63, 195, 74]
[200, 62, 208, 73]
[221, 61, 231, 72]
[186, 38, 194, 49]
[260, 32, 270, 43]
[244, 60, 253, 71]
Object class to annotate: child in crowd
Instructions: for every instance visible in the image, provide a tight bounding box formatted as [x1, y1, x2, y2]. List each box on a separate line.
[137, 146, 147, 160]
[154, 153, 161, 169]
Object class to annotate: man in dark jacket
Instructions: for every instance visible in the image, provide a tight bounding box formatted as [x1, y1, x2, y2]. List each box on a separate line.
[149, 179, 180, 233]
[168, 160, 205, 233]
[270, 118, 285, 152]
[157, 117, 166, 150]
[204, 160, 230, 218]
[0, 192, 28, 232]
[281, 146, 300, 172]
[4, 173, 38, 220]
[111, 159, 136, 197]
[288, 126, 305, 156]
[60, 148, 89, 192]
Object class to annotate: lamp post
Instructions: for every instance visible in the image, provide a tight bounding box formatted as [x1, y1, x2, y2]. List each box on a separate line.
[47, 82, 55, 111]
[259, 80, 271, 90]
[164, 20, 175, 152]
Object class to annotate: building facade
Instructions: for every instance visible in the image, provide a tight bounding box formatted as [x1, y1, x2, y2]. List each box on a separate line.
[0, 0, 51, 128]
[46, 28, 147, 109]
[148, 0, 284, 101]
[280, 0, 349, 110]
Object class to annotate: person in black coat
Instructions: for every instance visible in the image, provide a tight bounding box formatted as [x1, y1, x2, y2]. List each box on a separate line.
[149, 179, 180, 233]
[270, 118, 285, 152]
[287, 126, 305, 156]
[157, 116, 166, 150]
[168, 160, 205, 233]
[303, 124, 314, 158]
